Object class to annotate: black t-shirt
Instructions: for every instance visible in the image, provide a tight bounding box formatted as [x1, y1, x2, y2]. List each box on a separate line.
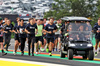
[44, 23, 57, 38]
[3, 24, 13, 36]
[93, 24, 100, 39]
[26, 23, 37, 37]
[17, 25, 26, 38]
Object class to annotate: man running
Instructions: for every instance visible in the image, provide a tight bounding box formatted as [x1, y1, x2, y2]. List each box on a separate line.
[92, 18, 100, 56]
[17, 19, 26, 56]
[44, 18, 57, 56]
[3, 17, 8, 48]
[55, 19, 62, 52]
[35, 19, 44, 54]
[0, 17, 7, 56]
[13, 17, 20, 55]
[42, 18, 47, 52]
[25, 18, 38, 56]
[3, 19, 13, 51]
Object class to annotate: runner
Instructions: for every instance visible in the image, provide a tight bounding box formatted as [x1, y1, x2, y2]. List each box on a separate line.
[25, 18, 38, 56]
[55, 19, 62, 52]
[26, 18, 36, 49]
[44, 18, 57, 56]
[40, 19, 45, 51]
[92, 18, 100, 56]
[0, 17, 7, 56]
[60, 21, 69, 46]
[3, 19, 13, 51]
[42, 18, 47, 52]
[3, 17, 8, 48]
[13, 17, 20, 55]
[35, 19, 44, 54]
[17, 19, 26, 56]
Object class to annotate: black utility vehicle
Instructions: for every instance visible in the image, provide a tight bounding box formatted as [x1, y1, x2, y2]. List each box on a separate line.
[60, 17, 94, 60]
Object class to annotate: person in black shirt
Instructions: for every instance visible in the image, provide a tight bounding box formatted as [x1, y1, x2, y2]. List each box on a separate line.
[3, 19, 13, 51]
[25, 18, 38, 56]
[44, 18, 57, 56]
[2, 17, 8, 48]
[0, 17, 7, 56]
[92, 18, 100, 55]
[13, 17, 20, 55]
[17, 19, 26, 56]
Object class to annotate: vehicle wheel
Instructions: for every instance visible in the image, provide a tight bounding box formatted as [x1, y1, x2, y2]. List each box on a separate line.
[60, 50, 65, 58]
[83, 55, 87, 59]
[68, 49, 73, 60]
[88, 50, 94, 60]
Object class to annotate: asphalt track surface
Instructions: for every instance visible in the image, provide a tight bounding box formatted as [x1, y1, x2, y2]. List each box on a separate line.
[0, 39, 100, 66]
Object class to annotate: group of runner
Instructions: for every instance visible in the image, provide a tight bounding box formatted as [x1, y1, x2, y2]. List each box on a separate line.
[0, 17, 64, 56]
[1, 16, 100, 56]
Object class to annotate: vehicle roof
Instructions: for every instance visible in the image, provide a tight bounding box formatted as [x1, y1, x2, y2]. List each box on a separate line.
[61, 16, 91, 22]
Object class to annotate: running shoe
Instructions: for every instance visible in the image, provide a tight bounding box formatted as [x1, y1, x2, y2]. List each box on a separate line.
[58, 49, 60, 52]
[32, 53, 34, 56]
[41, 48, 45, 52]
[21, 53, 24, 56]
[6, 49, 8, 52]
[55, 48, 57, 52]
[95, 51, 97, 56]
[36, 52, 38, 55]
[49, 53, 52, 56]
[39, 49, 41, 53]
[2, 52, 7, 56]
[21, 51, 24, 56]
[13, 51, 16, 55]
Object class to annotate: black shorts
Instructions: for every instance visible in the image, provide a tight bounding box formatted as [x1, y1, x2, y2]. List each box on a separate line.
[47, 38, 55, 44]
[35, 36, 43, 43]
[0, 37, 3, 42]
[55, 34, 61, 39]
[96, 39, 100, 44]
[15, 34, 20, 42]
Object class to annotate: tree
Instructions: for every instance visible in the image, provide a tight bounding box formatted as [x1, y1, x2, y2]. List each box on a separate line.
[44, 0, 97, 20]
[96, 0, 100, 17]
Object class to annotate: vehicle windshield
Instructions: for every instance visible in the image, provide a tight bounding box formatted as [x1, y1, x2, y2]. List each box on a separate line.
[68, 22, 92, 42]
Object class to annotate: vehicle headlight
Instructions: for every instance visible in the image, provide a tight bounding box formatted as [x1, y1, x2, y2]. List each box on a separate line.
[87, 44, 92, 47]
[69, 44, 75, 47]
